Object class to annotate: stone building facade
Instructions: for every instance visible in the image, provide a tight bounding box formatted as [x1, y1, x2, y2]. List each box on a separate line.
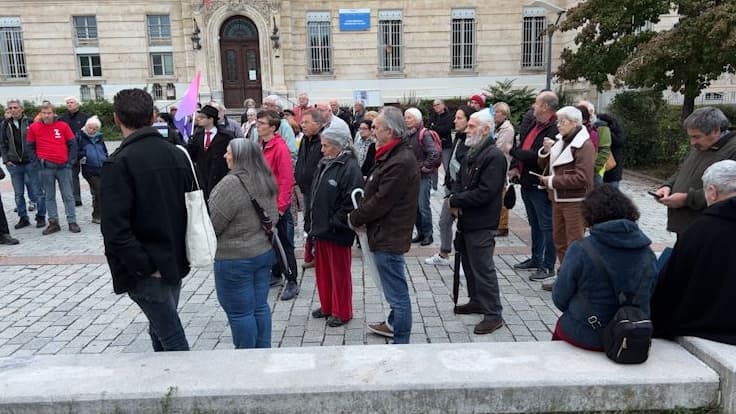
[1, 0, 732, 109]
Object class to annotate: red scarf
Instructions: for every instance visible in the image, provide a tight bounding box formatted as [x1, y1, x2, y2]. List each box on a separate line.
[519, 115, 556, 173]
[375, 138, 400, 160]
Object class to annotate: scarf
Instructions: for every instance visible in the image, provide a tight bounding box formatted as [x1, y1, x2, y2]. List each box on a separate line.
[375, 138, 400, 160]
[448, 132, 466, 183]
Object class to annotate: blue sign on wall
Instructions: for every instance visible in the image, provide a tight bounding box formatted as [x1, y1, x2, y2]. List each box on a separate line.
[339, 9, 371, 31]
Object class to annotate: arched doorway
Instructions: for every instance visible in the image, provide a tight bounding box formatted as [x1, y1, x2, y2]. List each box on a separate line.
[220, 16, 262, 108]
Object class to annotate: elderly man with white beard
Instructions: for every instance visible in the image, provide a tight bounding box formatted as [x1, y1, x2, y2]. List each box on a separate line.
[447, 108, 507, 335]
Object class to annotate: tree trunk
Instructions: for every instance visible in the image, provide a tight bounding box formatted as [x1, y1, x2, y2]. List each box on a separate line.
[681, 80, 699, 122]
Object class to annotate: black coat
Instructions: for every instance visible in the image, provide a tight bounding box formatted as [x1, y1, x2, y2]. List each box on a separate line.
[309, 151, 364, 246]
[294, 132, 323, 194]
[187, 128, 234, 200]
[59, 110, 89, 136]
[100, 127, 194, 294]
[360, 142, 376, 177]
[429, 109, 454, 148]
[449, 139, 506, 232]
[650, 197, 736, 345]
[443, 132, 469, 189]
[600, 113, 626, 183]
[510, 117, 559, 188]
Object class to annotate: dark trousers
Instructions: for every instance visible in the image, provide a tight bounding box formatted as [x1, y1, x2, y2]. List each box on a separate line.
[127, 278, 189, 352]
[72, 162, 82, 204]
[84, 174, 101, 219]
[457, 228, 503, 320]
[272, 209, 298, 283]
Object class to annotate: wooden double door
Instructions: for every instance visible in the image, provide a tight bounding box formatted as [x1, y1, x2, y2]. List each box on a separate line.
[220, 16, 262, 108]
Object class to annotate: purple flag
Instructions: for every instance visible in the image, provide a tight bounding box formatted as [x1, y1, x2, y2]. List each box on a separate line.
[174, 70, 201, 140]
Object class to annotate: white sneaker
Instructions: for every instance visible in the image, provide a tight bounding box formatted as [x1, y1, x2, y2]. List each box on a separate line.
[424, 253, 451, 266]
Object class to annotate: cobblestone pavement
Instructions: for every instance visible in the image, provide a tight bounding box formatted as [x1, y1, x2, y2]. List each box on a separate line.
[0, 154, 675, 356]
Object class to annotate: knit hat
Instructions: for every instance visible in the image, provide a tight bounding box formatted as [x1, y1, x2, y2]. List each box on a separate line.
[469, 94, 485, 108]
[321, 123, 352, 149]
[404, 107, 422, 122]
[198, 104, 219, 121]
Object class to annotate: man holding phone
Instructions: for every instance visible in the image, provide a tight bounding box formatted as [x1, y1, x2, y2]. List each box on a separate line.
[655, 107, 736, 236]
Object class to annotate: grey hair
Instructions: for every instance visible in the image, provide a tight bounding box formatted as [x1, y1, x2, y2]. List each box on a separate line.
[538, 91, 559, 111]
[556, 106, 583, 125]
[470, 108, 495, 131]
[84, 115, 101, 129]
[380, 106, 408, 139]
[228, 138, 278, 197]
[683, 107, 729, 134]
[65, 96, 80, 104]
[702, 159, 736, 195]
[321, 124, 354, 151]
[6, 99, 22, 108]
[264, 95, 283, 110]
[303, 108, 326, 125]
[246, 108, 257, 116]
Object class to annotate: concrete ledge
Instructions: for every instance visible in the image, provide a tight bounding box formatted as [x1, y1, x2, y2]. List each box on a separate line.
[679, 336, 736, 414]
[0, 340, 719, 414]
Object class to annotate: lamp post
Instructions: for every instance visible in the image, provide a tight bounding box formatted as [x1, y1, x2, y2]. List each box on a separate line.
[529, 1, 566, 90]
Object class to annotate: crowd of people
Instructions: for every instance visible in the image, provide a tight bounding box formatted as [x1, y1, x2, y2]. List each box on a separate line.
[2, 88, 735, 353]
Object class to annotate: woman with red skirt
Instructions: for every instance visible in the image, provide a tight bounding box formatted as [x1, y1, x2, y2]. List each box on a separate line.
[308, 126, 364, 327]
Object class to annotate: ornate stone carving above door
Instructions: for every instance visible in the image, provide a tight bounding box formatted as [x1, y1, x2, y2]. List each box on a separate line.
[192, 0, 280, 19]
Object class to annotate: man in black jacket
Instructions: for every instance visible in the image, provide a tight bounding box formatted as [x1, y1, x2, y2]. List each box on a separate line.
[509, 91, 560, 281]
[448, 108, 506, 335]
[295, 108, 326, 268]
[101, 88, 194, 352]
[187, 104, 234, 201]
[429, 99, 454, 191]
[59, 97, 89, 206]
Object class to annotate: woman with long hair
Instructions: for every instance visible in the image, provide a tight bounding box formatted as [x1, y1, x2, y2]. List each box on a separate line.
[209, 138, 278, 348]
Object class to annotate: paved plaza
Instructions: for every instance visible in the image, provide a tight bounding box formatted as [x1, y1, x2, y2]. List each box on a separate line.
[0, 155, 675, 357]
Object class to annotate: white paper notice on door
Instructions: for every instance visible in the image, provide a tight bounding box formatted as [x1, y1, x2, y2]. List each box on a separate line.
[249, 70, 257, 80]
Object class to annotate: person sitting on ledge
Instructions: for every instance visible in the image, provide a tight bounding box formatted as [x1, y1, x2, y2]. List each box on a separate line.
[650, 159, 736, 345]
[552, 185, 657, 351]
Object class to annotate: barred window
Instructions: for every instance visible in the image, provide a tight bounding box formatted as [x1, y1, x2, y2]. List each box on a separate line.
[147, 15, 171, 45]
[166, 83, 176, 99]
[80, 85, 91, 102]
[73, 16, 97, 46]
[378, 10, 402, 72]
[306, 12, 331, 75]
[94, 85, 104, 101]
[78, 54, 102, 77]
[151, 52, 174, 76]
[0, 18, 26, 80]
[451, 9, 475, 70]
[522, 10, 546, 69]
[152, 83, 163, 100]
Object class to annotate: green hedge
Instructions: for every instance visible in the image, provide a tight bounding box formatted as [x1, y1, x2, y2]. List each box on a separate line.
[609, 90, 736, 168]
[1, 100, 123, 140]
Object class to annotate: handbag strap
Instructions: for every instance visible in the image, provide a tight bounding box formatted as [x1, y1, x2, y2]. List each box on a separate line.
[234, 175, 275, 240]
[176, 145, 201, 191]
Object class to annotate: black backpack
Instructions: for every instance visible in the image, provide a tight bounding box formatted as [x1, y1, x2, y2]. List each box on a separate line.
[579, 239, 653, 364]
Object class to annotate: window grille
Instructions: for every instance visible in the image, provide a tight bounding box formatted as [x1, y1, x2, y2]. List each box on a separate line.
[306, 12, 331, 75]
[151, 52, 174, 76]
[94, 85, 104, 101]
[152, 83, 163, 100]
[166, 83, 176, 99]
[80, 85, 91, 102]
[521, 13, 546, 69]
[378, 10, 402, 72]
[0, 18, 26, 80]
[147, 15, 171, 45]
[451, 9, 475, 70]
[73, 16, 98, 46]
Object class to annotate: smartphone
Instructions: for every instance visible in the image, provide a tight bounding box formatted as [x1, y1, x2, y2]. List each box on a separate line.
[647, 190, 663, 199]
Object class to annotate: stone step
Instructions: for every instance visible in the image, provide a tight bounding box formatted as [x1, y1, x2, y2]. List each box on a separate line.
[0, 340, 719, 413]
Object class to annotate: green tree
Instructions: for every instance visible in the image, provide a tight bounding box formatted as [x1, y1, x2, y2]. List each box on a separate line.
[483, 80, 536, 128]
[557, 0, 736, 120]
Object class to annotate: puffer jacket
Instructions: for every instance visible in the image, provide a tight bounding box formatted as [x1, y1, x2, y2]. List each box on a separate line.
[552, 219, 657, 350]
[78, 130, 109, 177]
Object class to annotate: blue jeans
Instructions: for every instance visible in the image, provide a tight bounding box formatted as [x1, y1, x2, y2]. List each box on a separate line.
[215, 250, 274, 349]
[128, 278, 189, 352]
[7, 162, 45, 219]
[520, 187, 555, 270]
[374, 251, 412, 344]
[39, 164, 76, 223]
[416, 176, 433, 237]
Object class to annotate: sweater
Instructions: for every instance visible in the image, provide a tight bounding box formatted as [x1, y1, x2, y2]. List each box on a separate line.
[663, 130, 736, 234]
[208, 172, 278, 260]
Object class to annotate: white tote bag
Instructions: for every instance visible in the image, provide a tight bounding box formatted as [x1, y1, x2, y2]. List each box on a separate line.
[176, 145, 217, 267]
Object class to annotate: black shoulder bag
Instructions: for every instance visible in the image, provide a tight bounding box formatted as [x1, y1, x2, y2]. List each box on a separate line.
[579, 238, 653, 364]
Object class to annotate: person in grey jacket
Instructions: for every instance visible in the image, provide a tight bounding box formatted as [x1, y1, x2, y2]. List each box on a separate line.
[209, 138, 278, 349]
